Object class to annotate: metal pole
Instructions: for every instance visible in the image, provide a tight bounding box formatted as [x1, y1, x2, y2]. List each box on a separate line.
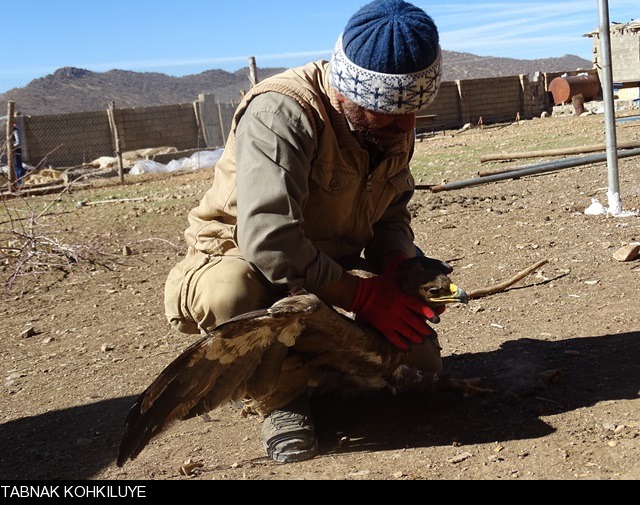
[597, 0, 622, 214]
[426, 148, 640, 193]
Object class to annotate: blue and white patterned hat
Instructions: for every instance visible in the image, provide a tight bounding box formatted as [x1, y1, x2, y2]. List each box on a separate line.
[329, 0, 442, 114]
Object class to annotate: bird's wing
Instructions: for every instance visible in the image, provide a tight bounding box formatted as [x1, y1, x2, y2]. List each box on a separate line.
[116, 291, 326, 467]
[117, 262, 471, 466]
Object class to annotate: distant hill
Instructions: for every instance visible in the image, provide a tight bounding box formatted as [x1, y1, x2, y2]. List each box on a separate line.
[442, 51, 592, 81]
[0, 52, 592, 116]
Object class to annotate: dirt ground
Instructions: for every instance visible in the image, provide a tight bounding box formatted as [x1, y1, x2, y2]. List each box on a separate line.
[1, 110, 639, 481]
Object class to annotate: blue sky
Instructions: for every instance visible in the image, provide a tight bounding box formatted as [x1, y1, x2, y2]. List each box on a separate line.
[1, 0, 636, 93]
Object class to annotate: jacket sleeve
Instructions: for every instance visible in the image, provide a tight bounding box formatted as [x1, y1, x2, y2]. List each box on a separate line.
[234, 92, 344, 294]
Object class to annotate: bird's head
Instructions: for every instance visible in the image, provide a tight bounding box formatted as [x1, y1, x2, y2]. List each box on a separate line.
[395, 256, 469, 309]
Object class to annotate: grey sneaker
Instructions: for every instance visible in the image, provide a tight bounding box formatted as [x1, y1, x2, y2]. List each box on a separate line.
[261, 394, 318, 463]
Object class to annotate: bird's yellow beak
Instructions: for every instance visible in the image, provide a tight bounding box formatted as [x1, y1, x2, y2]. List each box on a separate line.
[425, 283, 469, 305]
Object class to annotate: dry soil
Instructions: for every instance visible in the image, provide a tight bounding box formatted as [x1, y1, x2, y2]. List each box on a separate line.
[1, 111, 639, 481]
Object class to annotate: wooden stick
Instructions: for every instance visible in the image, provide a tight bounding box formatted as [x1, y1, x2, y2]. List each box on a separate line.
[480, 140, 640, 164]
[467, 259, 549, 299]
[77, 197, 150, 207]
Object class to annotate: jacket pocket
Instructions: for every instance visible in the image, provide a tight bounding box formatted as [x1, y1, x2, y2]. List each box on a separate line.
[388, 166, 415, 194]
[309, 159, 360, 196]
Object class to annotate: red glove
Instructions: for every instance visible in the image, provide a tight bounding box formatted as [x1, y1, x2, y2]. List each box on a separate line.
[349, 271, 438, 351]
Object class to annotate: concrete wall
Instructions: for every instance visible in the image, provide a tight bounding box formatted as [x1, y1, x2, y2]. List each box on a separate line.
[420, 74, 545, 129]
[198, 94, 237, 147]
[114, 103, 202, 153]
[589, 21, 640, 84]
[458, 75, 528, 125]
[22, 102, 210, 169]
[419, 81, 462, 129]
[25, 110, 113, 167]
[14, 72, 560, 169]
[529, 73, 549, 116]
[19, 96, 240, 169]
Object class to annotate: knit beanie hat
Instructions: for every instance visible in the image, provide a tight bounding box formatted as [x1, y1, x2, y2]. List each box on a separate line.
[329, 0, 442, 114]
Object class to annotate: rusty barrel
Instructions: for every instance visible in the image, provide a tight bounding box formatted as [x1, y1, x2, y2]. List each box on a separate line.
[549, 74, 600, 105]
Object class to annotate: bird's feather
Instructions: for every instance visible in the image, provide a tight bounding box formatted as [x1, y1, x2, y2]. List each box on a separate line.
[117, 292, 326, 466]
[117, 259, 473, 467]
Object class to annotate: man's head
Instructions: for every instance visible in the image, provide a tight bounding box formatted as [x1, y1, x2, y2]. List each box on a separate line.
[330, 0, 442, 146]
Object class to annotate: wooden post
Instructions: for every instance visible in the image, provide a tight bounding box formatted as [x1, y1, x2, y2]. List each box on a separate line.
[107, 102, 125, 184]
[248, 56, 259, 88]
[217, 101, 227, 145]
[6, 101, 17, 192]
[572, 93, 585, 116]
[480, 140, 640, 164]
[192, 100, 204, 148]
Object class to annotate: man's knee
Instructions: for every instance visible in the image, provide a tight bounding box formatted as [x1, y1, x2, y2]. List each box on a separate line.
[164, 253, 278, 334]
[164, 253, 211, 334]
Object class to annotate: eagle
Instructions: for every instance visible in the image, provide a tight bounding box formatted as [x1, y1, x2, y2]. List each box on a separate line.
[116, 257, 485, 467]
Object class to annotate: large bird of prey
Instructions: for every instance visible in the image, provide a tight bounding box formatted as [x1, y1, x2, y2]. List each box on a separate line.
[117, 257, 482, 467]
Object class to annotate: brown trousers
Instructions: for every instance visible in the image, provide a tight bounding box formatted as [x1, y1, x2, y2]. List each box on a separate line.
[164, 250, 442, 415]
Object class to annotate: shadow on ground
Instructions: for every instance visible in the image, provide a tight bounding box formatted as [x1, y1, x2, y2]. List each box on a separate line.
[312, 331, 640, 456]
[1, 331, 638, 479]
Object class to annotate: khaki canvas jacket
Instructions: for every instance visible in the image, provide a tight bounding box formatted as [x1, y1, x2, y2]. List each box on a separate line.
[184, 60, 418, 294]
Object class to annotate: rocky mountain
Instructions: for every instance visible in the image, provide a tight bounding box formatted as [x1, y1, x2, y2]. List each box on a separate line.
[443, 51, 592, 81]
[1, 52, 592, 116]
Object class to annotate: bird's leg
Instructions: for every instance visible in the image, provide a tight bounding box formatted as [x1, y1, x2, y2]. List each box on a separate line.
[386, 365, 493, 397]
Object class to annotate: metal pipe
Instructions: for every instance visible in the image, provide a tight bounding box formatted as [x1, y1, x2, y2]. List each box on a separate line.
[598, 0, 622, 212]
[426, 148, 640, 193]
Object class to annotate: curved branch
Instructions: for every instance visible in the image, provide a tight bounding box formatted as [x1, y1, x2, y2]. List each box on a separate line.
[467, 260, 549, 300]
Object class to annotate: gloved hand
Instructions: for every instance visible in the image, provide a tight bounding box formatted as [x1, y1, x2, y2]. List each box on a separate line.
[349, 271, 438, 351]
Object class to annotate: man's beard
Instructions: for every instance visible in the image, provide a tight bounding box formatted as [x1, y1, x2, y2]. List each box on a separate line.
[342, 101, 409, 151]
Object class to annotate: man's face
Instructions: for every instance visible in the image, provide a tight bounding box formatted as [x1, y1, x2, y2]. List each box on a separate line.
[340, 98, 416, 150]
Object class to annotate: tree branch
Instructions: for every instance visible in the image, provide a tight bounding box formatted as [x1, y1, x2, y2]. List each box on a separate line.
[467, 260, 549, 299]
